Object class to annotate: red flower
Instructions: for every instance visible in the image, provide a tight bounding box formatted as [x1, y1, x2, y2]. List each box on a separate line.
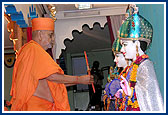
[126, 106, 132, 111]
[133, 107, 140, 111]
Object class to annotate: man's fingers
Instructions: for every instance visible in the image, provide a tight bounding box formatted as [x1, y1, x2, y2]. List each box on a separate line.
[120, 75, 125, 80]
[90, 75, 94, 83]
[120, 80, 124, 84]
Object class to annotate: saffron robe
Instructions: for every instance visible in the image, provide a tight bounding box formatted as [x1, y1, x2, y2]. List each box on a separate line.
[10, 40, 70, 111]
[22, 95, 56, 111]
[4, 107, 8, 111]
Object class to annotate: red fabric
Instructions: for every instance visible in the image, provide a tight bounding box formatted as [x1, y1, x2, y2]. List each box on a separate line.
[46, 48, 53, 59]
[27, 27, 32, 43]
[56, 59, 60, 65]
[106, 16, 115, 47]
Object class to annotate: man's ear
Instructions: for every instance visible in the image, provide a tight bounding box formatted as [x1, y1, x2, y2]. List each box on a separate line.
[37, 31, 42, 41]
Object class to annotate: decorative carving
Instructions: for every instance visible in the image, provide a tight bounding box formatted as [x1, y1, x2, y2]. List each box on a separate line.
[4, 53, 15, 68]
[54, 16, 107, 59]
[54, 5, 128, 59]
[4, 5, 27, 57]
[47, 4, 56, 21]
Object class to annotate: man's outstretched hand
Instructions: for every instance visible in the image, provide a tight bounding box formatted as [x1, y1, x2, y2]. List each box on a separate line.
[78, 75, 94, 84]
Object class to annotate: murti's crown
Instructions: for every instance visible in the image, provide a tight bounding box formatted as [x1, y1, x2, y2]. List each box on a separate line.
[112, 37, 122, 53]
[119, 4, 153, 47]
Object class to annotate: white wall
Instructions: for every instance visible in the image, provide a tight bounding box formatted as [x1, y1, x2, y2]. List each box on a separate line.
[54, 16, 107, 60]
[54, 6, 127, 59]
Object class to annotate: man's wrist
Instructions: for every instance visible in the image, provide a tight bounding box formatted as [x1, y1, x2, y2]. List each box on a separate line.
[75, 76, 79, 84]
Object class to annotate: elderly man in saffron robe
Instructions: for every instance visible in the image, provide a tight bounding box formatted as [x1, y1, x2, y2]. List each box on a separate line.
[10, 18, 94, 111]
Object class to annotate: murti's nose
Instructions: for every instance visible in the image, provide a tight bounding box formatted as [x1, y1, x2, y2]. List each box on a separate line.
[120, 47, 125, 54]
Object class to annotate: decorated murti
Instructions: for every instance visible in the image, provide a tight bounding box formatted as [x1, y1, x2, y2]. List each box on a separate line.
[118, 4, 163, 111]
[103, 36, 130, 111]
[112, 37, 131, 111]
[103, 66, 120, 111]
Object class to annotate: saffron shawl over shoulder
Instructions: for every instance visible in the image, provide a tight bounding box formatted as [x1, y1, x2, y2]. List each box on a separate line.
[10, 40, 70, 111]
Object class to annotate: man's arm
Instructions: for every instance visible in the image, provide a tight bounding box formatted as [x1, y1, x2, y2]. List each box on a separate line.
[46, 73, 94, 85]
[64, 83, 76, 87]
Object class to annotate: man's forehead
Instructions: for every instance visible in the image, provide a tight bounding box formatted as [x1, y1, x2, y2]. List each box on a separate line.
[43, 30, 54, 33]
[48, 31, 54, 34]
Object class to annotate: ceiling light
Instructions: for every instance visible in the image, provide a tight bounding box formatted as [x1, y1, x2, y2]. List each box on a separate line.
[75, 4, 92, 9]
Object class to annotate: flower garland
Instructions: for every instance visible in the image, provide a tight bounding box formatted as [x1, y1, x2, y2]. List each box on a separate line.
[115, 54, 149, 111]
[118, 66, 130, 80]
[130, 64, 138, 82]
[130, 54, 149, 83]
[103, 94, 111, 111]
[127, 54, 149, 110]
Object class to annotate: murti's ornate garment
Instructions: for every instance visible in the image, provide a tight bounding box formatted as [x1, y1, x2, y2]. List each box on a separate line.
[103, 67, 121, 111]
[135, 58, 163, 111]
[120, 54, 163, 111]
[103, 83, 111, 111]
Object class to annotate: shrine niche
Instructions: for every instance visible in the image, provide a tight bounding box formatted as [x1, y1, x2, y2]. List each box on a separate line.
[4, 4, 39, 57]
[4, 4, 28, 57]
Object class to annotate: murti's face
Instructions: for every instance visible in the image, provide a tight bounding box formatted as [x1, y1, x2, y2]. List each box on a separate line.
[120, 40, 136, 60]
[114, 53, 127, 68]
[40, 30, 55, 50]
